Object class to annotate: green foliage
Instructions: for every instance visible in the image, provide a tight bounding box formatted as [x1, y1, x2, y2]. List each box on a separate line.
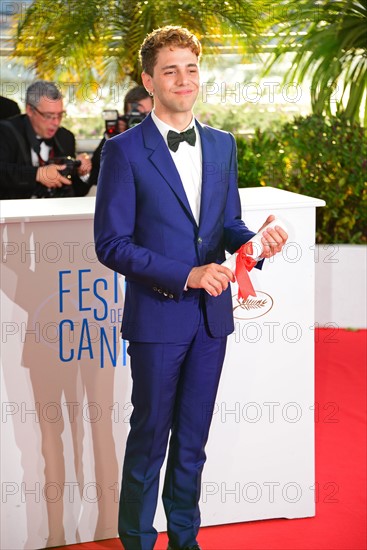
[264, 0, 367, 125]
[194, 100, 294, 134]
[13, 0, 266, 86]
[236, 114, 367, 243]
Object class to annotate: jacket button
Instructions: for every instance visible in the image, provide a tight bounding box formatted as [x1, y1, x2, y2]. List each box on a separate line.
[153, 286, 158, 292]
[197, 237, 202, 244]
[158, 288, 163, 293]
[169, 293, 174, 299]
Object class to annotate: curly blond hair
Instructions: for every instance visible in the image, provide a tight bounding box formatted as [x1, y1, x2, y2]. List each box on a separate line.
[139, 26, 202, 76]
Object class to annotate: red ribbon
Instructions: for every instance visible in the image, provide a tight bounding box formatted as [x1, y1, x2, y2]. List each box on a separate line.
[235, 242, 257, 300]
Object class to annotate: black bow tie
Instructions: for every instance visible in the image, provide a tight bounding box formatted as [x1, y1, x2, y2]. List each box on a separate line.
[38, 137, 54, 147]
[167, 127, 196, 152]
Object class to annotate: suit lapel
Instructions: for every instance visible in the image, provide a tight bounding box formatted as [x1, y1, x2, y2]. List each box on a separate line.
[197, 121, 222, 229]
[141, 115, 196, 224]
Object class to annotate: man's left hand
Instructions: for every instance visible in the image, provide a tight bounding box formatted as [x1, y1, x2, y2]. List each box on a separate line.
[258, 215, 288, 259]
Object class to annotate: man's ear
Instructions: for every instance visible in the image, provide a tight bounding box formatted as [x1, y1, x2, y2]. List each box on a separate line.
[25, 104, 36, 126]
[141, 72, 153, 95]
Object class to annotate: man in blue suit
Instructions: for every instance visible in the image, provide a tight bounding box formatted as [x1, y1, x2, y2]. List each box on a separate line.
[94, 26, 287, 550]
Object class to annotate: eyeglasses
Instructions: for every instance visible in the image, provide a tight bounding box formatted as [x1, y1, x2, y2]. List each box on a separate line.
[31, 105, 66, 121]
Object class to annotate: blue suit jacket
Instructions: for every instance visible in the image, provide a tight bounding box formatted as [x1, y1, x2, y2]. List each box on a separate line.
[94, 114, 255, 342]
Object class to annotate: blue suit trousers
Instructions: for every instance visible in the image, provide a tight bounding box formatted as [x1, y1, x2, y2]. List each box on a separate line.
[118, 310, 227, 550]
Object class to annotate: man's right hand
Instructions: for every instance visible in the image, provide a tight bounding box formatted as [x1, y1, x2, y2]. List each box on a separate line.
[36, 164, 71, 188]
[187, 263, 235, 297]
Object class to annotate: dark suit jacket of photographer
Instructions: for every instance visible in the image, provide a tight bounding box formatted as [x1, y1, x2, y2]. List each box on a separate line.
[88, 136, 106, 188]
[0, 114, 90, 199]
[0, 96, 21, 119]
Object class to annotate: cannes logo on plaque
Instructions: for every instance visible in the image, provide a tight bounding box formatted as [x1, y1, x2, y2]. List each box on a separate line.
[232, 291, 274, 320]
[226, 217, 287, 321]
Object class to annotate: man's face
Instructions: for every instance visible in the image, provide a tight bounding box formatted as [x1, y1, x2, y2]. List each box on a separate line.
[26, 97, 64, 138]
[142, 46, 200, 118]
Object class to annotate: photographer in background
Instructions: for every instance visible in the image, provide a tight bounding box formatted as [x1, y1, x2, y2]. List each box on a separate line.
[0, 80, 92, 199]
[0, 95, 21, 119]
[88, 85, 153, 189]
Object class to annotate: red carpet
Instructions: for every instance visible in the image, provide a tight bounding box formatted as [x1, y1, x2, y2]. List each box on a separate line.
[60, 329, 367, 550]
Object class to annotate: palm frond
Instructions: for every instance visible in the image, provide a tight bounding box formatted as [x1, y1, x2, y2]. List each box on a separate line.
[264, 0, 367, 124]
[12, 0, 268, 87]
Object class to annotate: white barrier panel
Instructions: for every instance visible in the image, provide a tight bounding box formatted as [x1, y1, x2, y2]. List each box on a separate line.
[202, 187, 325, 524]
[0, 188, 324, 549]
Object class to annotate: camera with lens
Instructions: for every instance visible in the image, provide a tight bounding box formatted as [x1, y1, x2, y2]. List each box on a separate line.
[120, 102, 146, 129]
[34, 156, 82, 198]
[103, 103, 146, 138]
[50, 156, 81, 179]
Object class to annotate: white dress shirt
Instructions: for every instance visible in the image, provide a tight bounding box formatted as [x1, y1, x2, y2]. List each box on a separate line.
[151, 110, 202, 224]
[31, 139, 51, 166]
